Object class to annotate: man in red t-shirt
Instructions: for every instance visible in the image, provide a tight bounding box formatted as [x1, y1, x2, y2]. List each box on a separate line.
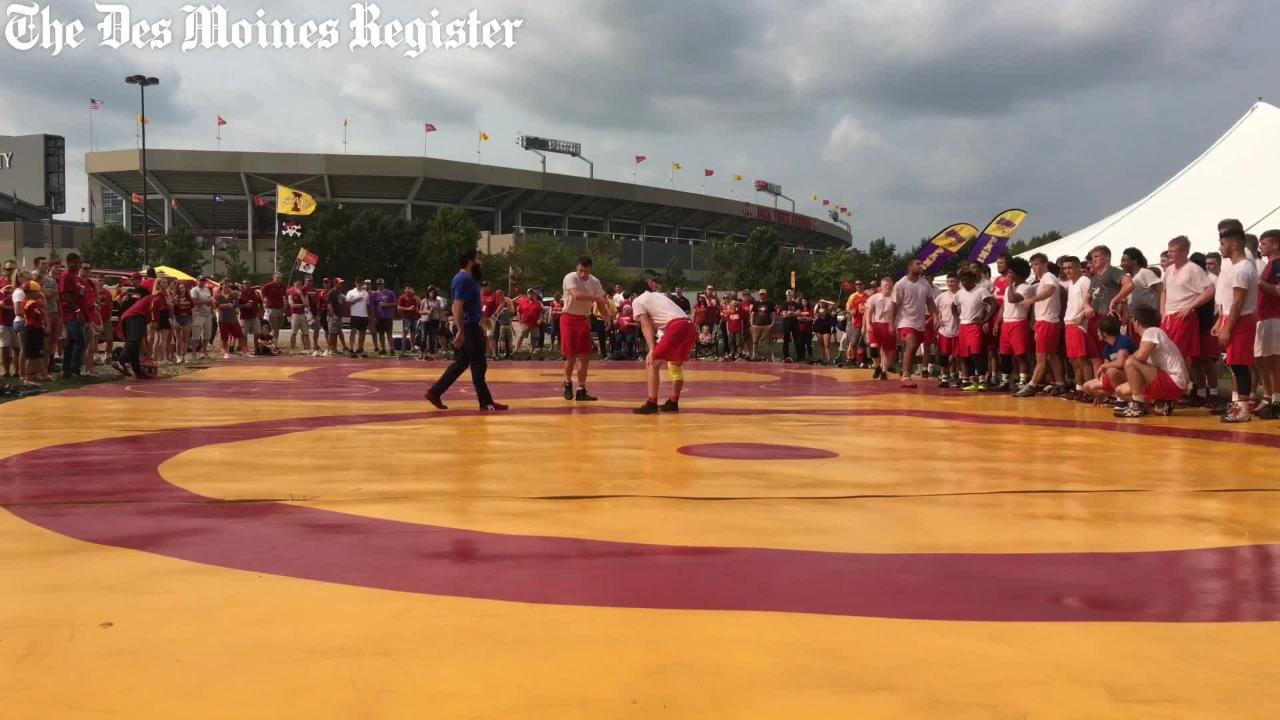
[396, 285, 419, 355]
[480, 281, 505, 358]
[118, 290, 158, 378]
[57, 253, 89, 378]
[260, 272, 286, 342]
[514, 288, 544, 356]
[286, 279, 312, 353]
[1255, 229, 1280, 418]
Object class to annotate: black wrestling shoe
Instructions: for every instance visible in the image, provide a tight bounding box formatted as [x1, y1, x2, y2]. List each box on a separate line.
[424, 390, 447, 410]
[575, 388, 598, 402]
[660, 399, 680, 413]
[872, 366, 883, 380]
[563, 381, 574, 400]
[479, 402, 509, 412]
[633, 401, 659, 415]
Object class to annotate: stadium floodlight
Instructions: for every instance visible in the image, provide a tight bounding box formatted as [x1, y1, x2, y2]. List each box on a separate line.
[519, 134, 594, 178]
[126, 74, 160, 265]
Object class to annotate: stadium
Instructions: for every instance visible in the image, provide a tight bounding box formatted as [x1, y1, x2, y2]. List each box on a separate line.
[82, 147, 853, 275]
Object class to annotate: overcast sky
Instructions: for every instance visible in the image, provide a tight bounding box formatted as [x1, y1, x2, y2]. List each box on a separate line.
[3, 0, 1276, 247]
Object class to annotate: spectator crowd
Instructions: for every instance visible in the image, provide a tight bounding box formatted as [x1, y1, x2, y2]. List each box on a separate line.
[2, 218, 1276, 424]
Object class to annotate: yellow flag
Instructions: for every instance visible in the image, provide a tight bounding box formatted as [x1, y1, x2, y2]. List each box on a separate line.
[733, 173, 744, 182]
[479, 131, 490, 141]
[276, 184, 317, 216]
[810, 193, 818, 201]
[672, 162, 683, 171]
[137, 113, 148, 125]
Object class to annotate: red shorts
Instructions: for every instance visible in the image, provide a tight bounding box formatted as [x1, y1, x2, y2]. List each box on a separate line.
[937, 335, 959, 357]
[1199, 329, 1222, 361]
[897, 327, 922, 345]
[1147, 369, 1185, 402]
[1065, 324, 1099, 359]
[652, 318, 694, 363]
[958, 324, 985, 358]
[871, 322, 896, 351]
[219, 321, 244, 343]
[1034, 320, 1062, 355]
[1101, 373, 1116, 394]
[922, 317, 937, 346]
[1161, 314, 1200, 360]
[999, 320, 1031, 355]
[1224, 314, 1258, 366]
[560, 314, 593, 357]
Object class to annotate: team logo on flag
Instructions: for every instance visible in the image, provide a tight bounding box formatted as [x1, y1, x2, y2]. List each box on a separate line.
[281, 221, 303, 238]
[295, 247, 319, 274]
[276, 185, 317, 216]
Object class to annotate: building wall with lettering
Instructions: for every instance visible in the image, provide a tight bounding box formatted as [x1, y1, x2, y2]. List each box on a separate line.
[0, 134, 64, 214]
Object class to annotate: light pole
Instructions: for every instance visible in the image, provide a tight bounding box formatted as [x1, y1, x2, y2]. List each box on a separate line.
[126, 74, 159, 266]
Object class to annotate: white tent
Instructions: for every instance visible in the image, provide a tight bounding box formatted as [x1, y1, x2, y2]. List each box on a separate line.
[1019, 101, 1280, 263]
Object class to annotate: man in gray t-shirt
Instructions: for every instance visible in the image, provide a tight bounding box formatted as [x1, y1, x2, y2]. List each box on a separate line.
[1086, 246, 1131, 317]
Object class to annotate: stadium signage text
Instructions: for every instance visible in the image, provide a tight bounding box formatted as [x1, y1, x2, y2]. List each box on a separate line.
[519, 136, 581, 157]
[2, 2, 523, 58]
[0, 152, 12, 170]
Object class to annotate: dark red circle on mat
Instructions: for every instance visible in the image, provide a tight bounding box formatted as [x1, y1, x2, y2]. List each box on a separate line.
[677, 442, 837, 460]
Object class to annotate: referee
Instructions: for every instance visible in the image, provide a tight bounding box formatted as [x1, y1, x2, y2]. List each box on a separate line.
[425, 250, 507, 411]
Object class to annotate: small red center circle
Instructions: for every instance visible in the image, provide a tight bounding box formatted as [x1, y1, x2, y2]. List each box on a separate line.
[677, 442, 838, 460]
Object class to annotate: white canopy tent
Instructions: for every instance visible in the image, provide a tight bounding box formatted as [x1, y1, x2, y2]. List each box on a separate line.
[1019, 101, 1280, 263]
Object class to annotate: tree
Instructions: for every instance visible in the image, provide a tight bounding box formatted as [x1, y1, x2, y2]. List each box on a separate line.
[217, 241, 250, 282]
[154, 225, 206, 275]
[489, 233, 635, 297]
[655, 256, 688, 291]
[802, 247, 866, 303]
[703, 225, 794, 294]
[81, 224, 143, 270]
[422, 207, 480, 290]
[864, 237, 902, 281]
[1008, 230, 1062, 257]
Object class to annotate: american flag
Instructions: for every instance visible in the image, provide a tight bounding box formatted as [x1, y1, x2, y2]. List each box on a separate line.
[89, 98, 103, 110]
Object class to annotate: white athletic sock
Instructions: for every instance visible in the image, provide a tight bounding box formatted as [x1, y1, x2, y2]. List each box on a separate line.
[1232, 391, 1241, 402]
[1134, 394, 1145, 403]
[1272, 393, 1280, 403]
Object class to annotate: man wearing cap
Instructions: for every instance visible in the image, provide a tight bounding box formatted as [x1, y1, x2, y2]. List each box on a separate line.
[325, 278, 348, 357]
[750, 289, 776, 361]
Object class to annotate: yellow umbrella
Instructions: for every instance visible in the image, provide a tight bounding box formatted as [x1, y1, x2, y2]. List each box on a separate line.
[153, 265, 196, 281]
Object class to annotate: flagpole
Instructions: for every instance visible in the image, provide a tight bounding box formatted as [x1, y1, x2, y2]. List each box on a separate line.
[343, 121, 348, 155]
[476, 133, 481, 164]
[424, 127, 427, 157]
[216, 122, 221, 152]
[273, 202, 279, 273]
[88, 105, 94, 153]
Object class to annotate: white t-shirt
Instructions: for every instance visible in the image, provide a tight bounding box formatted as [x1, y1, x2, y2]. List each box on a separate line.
[12, 287, 26, 320]
[1002, 282, 1032, 322]
[1064, 276, 1091, 325]
[867, 294, 894, 325]
[418, 296, 441, 320]
[345, 288, 370, 317]
[1141, 327, 1190, 390]
[562, 272, 604, 317]
[630, 290, 687, 331]
[956, 286, 991, 325]
[891, 276, 931, 331]
[1031, 272, 1062, 323]
[935, 290, 959, 337]
[612, 291, 626, 308]
[1216, 256, 1259, 317]
[190, 285, 213, 317]
[1128, 268, 1162, 312]
[1163, 262, 1211, 316]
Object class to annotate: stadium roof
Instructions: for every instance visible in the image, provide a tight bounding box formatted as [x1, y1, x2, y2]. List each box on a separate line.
[86, 149, 852, 249]
[1020, 101, 1280, 262]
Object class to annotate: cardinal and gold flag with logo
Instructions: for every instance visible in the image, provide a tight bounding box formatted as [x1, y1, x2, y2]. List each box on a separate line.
[276, 184, 317, 216]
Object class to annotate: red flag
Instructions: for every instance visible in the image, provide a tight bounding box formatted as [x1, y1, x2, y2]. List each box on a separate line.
[704, 169, 714, 177]
[130, 193, 143, 205]
[254, 196, 268, 208]
[822, 199, 831, 206]
[841, 280, 854, 291]
[635, 155, 646, 164]
[170, 198, 178, 209]
[424, 123, 438, 132]
[839, 206, 847, 213]
[216, 115, 227, 126]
